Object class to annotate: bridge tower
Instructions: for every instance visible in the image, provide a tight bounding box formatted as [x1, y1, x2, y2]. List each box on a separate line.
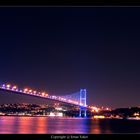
[79, 89, 87, 117]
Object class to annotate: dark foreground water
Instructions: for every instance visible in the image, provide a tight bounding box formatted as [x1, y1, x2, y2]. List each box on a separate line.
[0, 116, 140, 134]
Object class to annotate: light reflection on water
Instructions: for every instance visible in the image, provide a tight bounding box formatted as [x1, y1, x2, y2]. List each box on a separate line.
[90, 119, 101, 134]
[0, 116, 140, 134]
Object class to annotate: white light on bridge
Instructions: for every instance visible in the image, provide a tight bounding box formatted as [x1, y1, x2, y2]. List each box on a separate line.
[12, 86, 17, 90]
[52, 96, 57, 99]
[45, 94, 48, 97]
[24, 88, 28, 92]
[2, 84, 5, 88]
[33, 91, 37, 94]
[29, 89, 32, 93]
[41, 92, 46, 96]
[6, 84, 10, 89]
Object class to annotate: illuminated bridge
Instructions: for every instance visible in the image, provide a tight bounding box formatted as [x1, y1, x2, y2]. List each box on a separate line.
[0, 83, 91, 117]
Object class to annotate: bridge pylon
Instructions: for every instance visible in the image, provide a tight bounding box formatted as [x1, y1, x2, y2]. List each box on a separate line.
[79, 89, 87, 117]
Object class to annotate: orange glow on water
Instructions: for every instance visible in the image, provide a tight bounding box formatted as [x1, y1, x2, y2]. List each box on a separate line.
[18, 117, 33, 133]
[35, 117, 48, 133]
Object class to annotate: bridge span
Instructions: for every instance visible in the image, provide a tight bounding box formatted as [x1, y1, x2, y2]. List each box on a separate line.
[0, 83, 89, 117]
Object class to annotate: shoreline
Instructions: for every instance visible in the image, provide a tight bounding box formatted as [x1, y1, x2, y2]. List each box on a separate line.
[0, 115, 140, 120]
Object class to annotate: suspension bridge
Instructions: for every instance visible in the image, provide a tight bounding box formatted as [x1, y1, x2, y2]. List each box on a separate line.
[0, 83, 90, 117]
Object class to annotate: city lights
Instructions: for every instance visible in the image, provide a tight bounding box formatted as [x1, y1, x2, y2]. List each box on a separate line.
[91, 106, 100, 112]
[93, 115, 105, 119]
[1, 82, 140, 121]
[133, 112, 140, 116]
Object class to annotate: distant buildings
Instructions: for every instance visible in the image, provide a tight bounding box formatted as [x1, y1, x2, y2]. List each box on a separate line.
[0, 103, 140, 119]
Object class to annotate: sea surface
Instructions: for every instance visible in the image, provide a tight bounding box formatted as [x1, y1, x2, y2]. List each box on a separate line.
[0, 116, 140, 134]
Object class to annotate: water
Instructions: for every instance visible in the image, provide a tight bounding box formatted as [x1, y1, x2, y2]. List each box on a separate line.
[0, 116, 140, 134]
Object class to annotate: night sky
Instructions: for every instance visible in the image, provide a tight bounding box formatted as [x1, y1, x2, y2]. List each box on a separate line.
[0, 7, 140, 109]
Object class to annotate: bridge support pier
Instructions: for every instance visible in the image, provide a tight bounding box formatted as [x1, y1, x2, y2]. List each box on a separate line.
[79, 109, 81, 117]
[84, 109, 87, 117]
[79, 107, 87, 117]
